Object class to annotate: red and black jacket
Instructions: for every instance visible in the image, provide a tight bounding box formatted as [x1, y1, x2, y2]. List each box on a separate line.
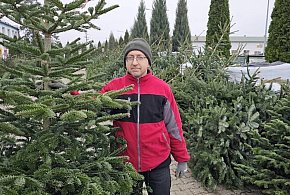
[100, 72, 190, 172]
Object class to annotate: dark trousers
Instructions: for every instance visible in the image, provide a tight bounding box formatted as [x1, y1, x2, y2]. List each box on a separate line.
[132, 156, 171, 195]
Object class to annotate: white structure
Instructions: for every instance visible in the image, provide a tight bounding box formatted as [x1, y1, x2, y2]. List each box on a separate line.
[226, 63, 290, 92]
[192, 35, 265, 56]
[0, 20, 20, 59]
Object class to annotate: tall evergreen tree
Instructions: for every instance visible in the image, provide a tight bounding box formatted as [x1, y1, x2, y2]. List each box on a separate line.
[150, 0, 170, 51]
[265, 0, 290, 63]
[104, 40, 108, 52]
[108, 32, 116, 49]
[172, 0, 192, 52]
[119, 36, 124, 46]
[130, 0, 149, 40]
[97, 40, 102, 51]
[205, 0, 231, 58]
[124, 30, 130, 44]
[0, 0, 141, 194]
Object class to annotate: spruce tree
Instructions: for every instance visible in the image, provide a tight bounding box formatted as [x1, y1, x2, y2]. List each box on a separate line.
[150, 0, 170, 52]
[0, 0, 141, 194]
[265, 0, 290, 63]
[205, 0, 231, 58]
[130, 0, 149, 40]
[172, 0, 192, 52]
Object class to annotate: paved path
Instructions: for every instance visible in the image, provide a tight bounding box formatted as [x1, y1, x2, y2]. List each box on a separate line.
[170, 161, 260, 195]
[144, 160, 260, 195]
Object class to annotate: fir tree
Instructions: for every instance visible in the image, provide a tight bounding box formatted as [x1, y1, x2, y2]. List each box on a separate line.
[265, 0, 290, 63]
[172, 0, 192, 52]
[234, 87, 290, 195]
[130, 0, 149, 40]
[0, 0, 142, 194]
[205, 0, 231, 58]
[150, 0, 170, 51]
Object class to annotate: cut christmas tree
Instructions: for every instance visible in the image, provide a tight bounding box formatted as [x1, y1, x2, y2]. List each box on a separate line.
[0, 0, 141, 194]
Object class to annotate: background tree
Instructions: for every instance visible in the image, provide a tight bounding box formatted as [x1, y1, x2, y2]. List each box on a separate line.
[172, 0, 192, 52]
[108, 31, 117, 49]
[0, 0, 141, 194]
[104, 39, 108, 52]
[124, 30, 130, 44]
[130, 0, 149, 40]
[205, 0, 231, 58]
[118, 36, 124, 46]
[97, 40, 102, 51]
[265, 0, 290, 63]
[150, 0, 170, 51]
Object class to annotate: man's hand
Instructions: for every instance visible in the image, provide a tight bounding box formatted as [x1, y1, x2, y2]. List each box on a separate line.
[175, 162, 187, 178]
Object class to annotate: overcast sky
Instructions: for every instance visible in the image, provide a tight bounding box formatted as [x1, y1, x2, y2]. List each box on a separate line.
[59, 0, 275, 44]
[8, 0, 276, 44]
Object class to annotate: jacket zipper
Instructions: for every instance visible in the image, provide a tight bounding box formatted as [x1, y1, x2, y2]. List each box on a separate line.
[137, 78, 141, 172]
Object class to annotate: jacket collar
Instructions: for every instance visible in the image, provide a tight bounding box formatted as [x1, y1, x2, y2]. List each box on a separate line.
[125, 70, 153, 83]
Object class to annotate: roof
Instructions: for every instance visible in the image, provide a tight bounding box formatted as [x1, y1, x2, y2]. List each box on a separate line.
[0, 20, 19, 31]
[192, 35, 265, 43]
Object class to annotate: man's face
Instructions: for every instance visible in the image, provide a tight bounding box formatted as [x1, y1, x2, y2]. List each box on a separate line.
[125, 50, 150, 78]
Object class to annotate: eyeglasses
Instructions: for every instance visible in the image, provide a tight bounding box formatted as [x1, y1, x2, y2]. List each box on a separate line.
[126, 56, 147, 63]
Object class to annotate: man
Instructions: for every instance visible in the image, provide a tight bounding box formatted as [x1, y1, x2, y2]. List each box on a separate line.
[100, 38, 190, 195]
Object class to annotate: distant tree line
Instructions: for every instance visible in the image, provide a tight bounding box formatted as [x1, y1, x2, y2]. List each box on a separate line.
[100, 0, 289, 63]
[4, 0, 288, 63]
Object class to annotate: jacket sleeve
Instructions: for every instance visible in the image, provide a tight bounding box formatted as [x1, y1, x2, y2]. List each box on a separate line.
[164, 87, 190, 163]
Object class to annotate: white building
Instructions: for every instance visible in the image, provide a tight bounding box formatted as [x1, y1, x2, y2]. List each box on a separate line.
[0, 20, 20, 59]
[192, 35, 265, 56]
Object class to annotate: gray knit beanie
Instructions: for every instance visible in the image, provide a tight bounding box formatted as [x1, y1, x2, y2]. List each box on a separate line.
[123, 38, 152, 66]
